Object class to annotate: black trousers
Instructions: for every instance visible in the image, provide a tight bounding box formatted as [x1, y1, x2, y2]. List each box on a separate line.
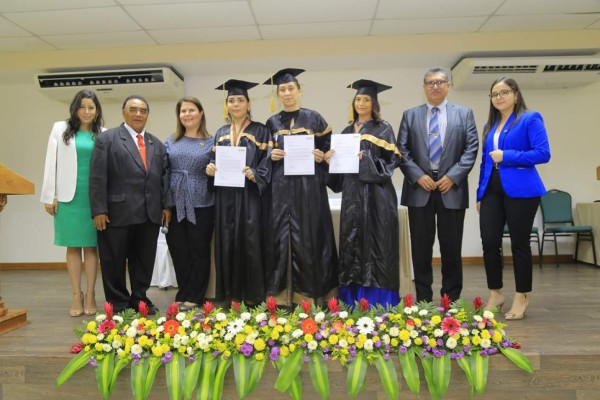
[408, 190, 466, 302]
[165, 206, 215, 304]
[97, 219, 160, 311]
[480, 169, 539, 293]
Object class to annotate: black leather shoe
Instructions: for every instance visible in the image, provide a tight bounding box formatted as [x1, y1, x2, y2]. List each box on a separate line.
[147, 305, 158, 315]
[179, 302, 198, 312]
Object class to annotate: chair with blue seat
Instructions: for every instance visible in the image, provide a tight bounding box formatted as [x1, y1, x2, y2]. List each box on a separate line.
[502, 225, 542, 268]
[540, 189, 597, 267]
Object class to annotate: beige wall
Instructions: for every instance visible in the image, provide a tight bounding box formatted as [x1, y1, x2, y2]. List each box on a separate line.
[1, 30, 599, 263]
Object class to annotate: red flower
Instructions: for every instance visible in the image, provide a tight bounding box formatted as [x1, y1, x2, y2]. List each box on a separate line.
[440, 294, 452, 311]
[359, 298, 369, 312]
[441, 317, 460, 335]
[473, 297, 483, 311]
[266, 296, 277, 315]
[163, 320, 180, 336]
[98, 319, 116, 334]
[104, 302, 113, 320]
[511, 342, 521, 350]
[301, 300, 311, 314]
[203, 301, 214, 315]
[301, 318, 318, 334]
[138, 300, 149, 317]
[71, 343, 84, 354]
[231, 301, 240, 314]
[327, 297, 339, 313]
[404, 293, 414, 308]
[166, 302, 179, 320]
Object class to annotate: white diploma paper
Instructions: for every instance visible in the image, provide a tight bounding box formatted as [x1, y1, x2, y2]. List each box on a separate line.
[214, 146, 247, 187]
[329, 133, 361, 174]
[284, 135, 315, 176]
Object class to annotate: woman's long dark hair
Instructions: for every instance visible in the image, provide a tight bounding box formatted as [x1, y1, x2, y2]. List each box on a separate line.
[482, 77, 528, 139]
[350, 94, 383, 125]
[63, 90, 104, 144]
[174, 96, 209, 141]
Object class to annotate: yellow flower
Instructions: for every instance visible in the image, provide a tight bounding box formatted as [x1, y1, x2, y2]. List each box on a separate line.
[224, 350, 231, 358]
[431, 315, 441, 325]
[304, 334, 314, 342]
[255, 353, 264, 361]
[274, 325, 284, 333]
[414, 337, 423, 346]
[492, 331, 503, 343]
[217, 342, 227, 352]
[329, 335, 339, 345]
[380, 323, 387, 330]
[271, 331, 280, 340]
[244, 325, 253, 334]
[280, 346, 290, 357]
[391, 338, 399, 347]
[428, 338, 437, 348]
[320, 340, 328, 349]
[346, 319, 355, 326]
[235, 334, 246, 346]
[178, 347, 186, 354]
[413, 318, 422, 327]
[284, 324, 292, 333]
[289, 344, 296, 352]
[481, 330, 491, 340]
[399, 330, 410, 342]
[138, 335, 149, 347]
[462, 336, 470, 346]
[254, 338, 266, 351]
[94, 343, 103, 352]
[178, 326, 186, 335]
[472, 335, 482, 346]
[347, 337, 356, 345]
[152, 346, 165, 357]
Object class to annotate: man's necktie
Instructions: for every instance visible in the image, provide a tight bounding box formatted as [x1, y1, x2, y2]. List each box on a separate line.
[136, 134, 148, 170]
[429, 107, 442, 167]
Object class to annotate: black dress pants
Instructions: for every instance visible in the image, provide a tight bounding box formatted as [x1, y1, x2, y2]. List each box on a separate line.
[165, 206, 215, 304]
[408, 190, 466, 302]
[479, 169, 539, 293]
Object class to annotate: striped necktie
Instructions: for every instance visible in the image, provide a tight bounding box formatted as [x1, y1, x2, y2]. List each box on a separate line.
[429, 107, 441, 167]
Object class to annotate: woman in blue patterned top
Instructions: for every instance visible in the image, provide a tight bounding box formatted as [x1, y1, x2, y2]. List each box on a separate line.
[165, 96, 215, 311]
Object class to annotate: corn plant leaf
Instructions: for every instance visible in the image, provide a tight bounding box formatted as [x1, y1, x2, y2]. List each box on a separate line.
[398, 348, 420, 395]
[182, 354, 202, 400]
[373, 354, 399, 400]
[95, 352, 115, 400]
[455, 355, 475, 399]
[109, 355, 130, 395]
[432, 353, 451, 399]
[166, 352, 185, 400]
[346, 352, 368, 397]
[500, 347, 533, 373]
[55, 351, 90, 387]
[130, 357, 149, 400]
[308, 352, 329, 400]
[246, 358, 265, 396]
[274, 347, 303, 392]
[211, 356, 232, 400]
[470, 352, 489, 395]
[144, 356, 163, 400]
[233, 354, 251, 399]
[196, 354, 217, 400]
[418, 353, 441, 400]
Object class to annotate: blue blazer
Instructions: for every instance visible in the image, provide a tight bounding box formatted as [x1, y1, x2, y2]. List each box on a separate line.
[476, 111, 550, 201]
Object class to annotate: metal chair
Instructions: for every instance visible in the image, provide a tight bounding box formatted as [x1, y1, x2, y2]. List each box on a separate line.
[540, 189, 597, 267]
[502, 225, 542, 268]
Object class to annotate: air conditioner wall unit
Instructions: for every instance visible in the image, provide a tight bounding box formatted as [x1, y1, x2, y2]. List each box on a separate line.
[452, 57, 600, 90]
[34, 67, 185, 102]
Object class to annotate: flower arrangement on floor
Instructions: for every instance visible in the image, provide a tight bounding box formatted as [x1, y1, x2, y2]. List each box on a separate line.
[56, 294, 532, 400]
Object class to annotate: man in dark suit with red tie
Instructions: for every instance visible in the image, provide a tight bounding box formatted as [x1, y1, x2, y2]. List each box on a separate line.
[397, 68, 479, 303]
[89, 95, 172, 314]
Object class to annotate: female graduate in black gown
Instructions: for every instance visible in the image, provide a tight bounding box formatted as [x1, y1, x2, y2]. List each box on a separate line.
[206, 79, 271, 304]
[325, 80, 401, 308]
[263, 68, 338, 305]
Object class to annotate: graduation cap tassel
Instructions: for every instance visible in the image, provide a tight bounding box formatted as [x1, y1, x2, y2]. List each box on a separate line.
[348, 83, 355, 123]
[222, 83, 228, 120]
[269, 77, 276, 113]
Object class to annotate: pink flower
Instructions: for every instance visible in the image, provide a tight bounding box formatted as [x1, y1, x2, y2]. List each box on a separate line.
[98, 319, 116, 334]
[203, 301, 214, 315]
[138, 301, 149, 317]
[166, 302, 179, 320]
[473, 297, 483, 311]
[327, 297, 339, 313]
[231, 301, 240, 314]
[440, 294, 452, 311]
[301, 300, 311, 314]
[104, 302, 113, 319]
[359, 298, 369, 312]
[71, 343, 84, 354]
[441, 317, 460, 335]
[266, 296, 277, 315]
[404, 294, 414, 308]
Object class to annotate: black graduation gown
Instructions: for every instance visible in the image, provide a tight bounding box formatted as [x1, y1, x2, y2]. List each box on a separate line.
[264, 108, 338, 300]
[329, 120, 401, 290]
[211, 121, 271, 303]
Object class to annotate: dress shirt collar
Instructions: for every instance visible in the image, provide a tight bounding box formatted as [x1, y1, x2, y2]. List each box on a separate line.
[123, 122, 145, 142]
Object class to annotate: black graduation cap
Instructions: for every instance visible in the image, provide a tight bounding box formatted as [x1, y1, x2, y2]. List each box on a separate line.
[347, 79, 392, 100]
[263, 68, 305, 86]
[215, 79, 259, 97]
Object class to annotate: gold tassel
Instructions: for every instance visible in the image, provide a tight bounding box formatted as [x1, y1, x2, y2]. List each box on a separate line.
[222, 83, 228, 120]
[269, 76, 276, 113]
[348, 83, 355, 123]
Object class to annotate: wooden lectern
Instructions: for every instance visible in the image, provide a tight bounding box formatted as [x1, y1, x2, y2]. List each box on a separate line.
[0, 162, 34, 333]
[597, 166, 600, 181]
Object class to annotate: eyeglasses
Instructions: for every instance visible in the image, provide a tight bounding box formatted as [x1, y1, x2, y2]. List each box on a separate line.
[424, 80, 448, 88]
[489, 89, 514, 99]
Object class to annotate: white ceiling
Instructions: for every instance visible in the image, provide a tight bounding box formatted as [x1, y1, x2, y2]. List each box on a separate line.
[0, 0, 598, 51]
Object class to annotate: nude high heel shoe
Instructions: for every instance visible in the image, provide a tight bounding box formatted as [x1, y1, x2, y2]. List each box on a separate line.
[505, 293, 529, 320]
[484, 289, 505, 313]
[84, 291, 97, 316]
[70, 292, 84, 317]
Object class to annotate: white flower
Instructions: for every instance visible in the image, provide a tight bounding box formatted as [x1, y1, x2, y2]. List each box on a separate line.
[448, 308, 458, 314]
[481, 338, 491, 349]
[483, 310, 494, 320]
[409, 330, 419, 339]
[477, 321, 486, 330]
[402, 340, 412, 347]
[434, 329, 443, 338]
[307, 340, 318, 351]
[404, 307, 413, 314]
[292, 329, 303, 339]
[131, 344, 143, 355]
[338, 339, 348, 348]
[473, 315, 483, 322]
[181, 336, 190, 346]
[112, 339, 123, 349]
[157, 317, 167, 324]
[102, 343, 112, 352]
[240, 312, 251, 321]
[363, 339, 374, 351]
[459, 328, 469, 336]
[215, 312, 227, 321]
[97, 333, 105, 341]
[314, 312, 325, 323]
[187, 347, 193, 356]
[446, 337, 457, 349]
[298, 313, 308, 319]
[112, 316, 123, 323]
[471, 329, 480, 335]
[224, 332, 234, 341]
[157, 326, 164, 333]
[246, 332, 257, 345]
[176, 312, 186, 321]
[356, 317, 375, 335]
[339, 311, 348, 319]
[389, 327, 400, 337]
[282, 334, 291, 344]
[182, 320, 191, 329]
[198, 339, 210, 350]
[375, 316, 383, 324]
[320, 330, 329, 339]
[96, 314, 107, 322]
[411, 305, 419, 313]
[227, 318, 245, 335]
[255, 313, 267, 322]
[382, 334, 391, 345]
[277, 317, 288, 325]
[117, 349, 125, 357]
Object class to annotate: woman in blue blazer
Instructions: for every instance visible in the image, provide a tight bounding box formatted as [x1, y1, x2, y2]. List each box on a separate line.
[476, 77, 550, 320]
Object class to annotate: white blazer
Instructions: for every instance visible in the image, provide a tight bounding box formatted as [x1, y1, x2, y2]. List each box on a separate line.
[40, 121, 104, 204]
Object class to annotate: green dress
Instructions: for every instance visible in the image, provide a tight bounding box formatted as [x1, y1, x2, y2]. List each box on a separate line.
[54, 130, 97, 247]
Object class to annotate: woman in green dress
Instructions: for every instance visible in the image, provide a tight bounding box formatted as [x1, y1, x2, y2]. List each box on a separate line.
[41, 90, 104, 317]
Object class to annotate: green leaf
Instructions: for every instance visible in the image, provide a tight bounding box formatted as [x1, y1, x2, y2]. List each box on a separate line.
[166, 352, 185, 400]
[373, 354, 399, 400]
[246, 358, 265, 396]
[274, 347, 304, 392]
[197, 354, 217, 400]
[398, 348, 420, 395]
[131, 357, 149, 400]
[182, 354, 202, 400]
[455, 355, 475, 399]
[55, 351, 90, 387]
[432, 353, 451, 399]
[233, 354, 251, 399]
[500, 347, 533, 373]
[418, 354, 440, 400]
[95, 352, 115, 400]
[470, 352, 489, 395]
[274, 356, 302, 400]
[144, 356, 163, 400]
[211, 356, 232, 400]
[308, 352, 329, 400]
[109, 355, 130, 395]
[346, 352, 368, 397]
